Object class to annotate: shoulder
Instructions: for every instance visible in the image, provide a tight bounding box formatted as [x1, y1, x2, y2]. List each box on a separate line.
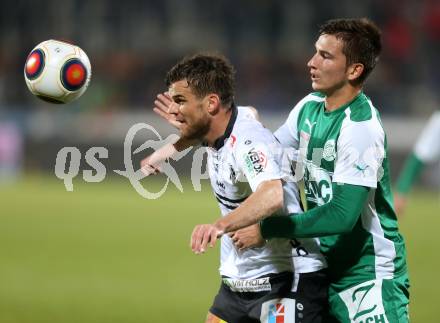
[295, 92, 325, 110]
[340, 97, 385, 145]
[234, 116, 274, 142]
[232, 116, 278, 152]
[237, 105, 260, 121]
[285, 92, 325, 123]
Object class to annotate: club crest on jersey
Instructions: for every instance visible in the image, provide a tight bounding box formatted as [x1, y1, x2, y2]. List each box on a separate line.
[243, 148, 267, 177]
[323, 139, 336, 161]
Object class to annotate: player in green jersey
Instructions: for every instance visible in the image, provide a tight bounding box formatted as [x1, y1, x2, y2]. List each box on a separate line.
[200, 18, 410, 322]
[394, 110, 440, 215]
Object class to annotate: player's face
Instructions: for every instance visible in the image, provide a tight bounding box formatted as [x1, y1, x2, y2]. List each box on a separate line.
[307, 34, 349, 95]
[168, 80, 211, 140]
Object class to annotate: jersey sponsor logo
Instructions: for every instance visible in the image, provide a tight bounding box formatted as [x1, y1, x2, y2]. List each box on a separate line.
[338, 279, 389, 323]
[223, 277, 271, 292]
[352, 282, 377, 320]
[323, 139, 336, 161]
[260, 298, 295, 323]
[357, 314, 386, 323]
[243, 148, 267, 177]
[304, 160, 333, 205]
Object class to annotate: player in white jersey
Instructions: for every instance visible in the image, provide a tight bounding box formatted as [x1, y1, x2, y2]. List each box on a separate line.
[141, 53, 329, 322]
[394, 110, 440, 214]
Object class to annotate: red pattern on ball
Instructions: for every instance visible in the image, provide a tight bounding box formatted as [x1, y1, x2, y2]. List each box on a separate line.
[65, 63, 86, 86]
[26, 52, 42, 75]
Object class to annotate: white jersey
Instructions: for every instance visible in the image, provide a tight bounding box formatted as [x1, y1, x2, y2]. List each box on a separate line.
[206, 106, 326, 280]
[414, 110, 440, 163]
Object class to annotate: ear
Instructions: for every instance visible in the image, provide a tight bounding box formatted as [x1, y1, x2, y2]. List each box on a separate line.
[206, 94, 221, 115]
[347, 63, 364, 82]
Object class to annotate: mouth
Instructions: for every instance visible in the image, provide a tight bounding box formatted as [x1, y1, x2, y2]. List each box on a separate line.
[176, 117, 186, 125]
[310, 72, 319, 81]
[176, 119, 187, 132]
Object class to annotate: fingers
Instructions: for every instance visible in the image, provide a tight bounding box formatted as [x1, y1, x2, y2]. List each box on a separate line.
[153, 106, 172, 121]
[140, 164, 159, 176]
[230, 226, 265, 251]
[191, 225, 201, 252]
[140, 158, 160, 176]
[191, 224, 221, 254]
[200, 228, 215, 253]
[153, 107, 182, 129]
[154, 93, 172, 111]
[154, 98, 169, 114]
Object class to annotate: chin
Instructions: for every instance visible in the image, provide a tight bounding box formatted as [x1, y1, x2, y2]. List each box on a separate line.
[311, 83, 330, 94]
[311, 83, 322, 91]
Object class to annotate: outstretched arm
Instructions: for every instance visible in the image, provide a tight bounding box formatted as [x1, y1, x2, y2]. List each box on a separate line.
[260, 183, 369, 239]
[215, 180, 283, 234]
[190, 179, 283, 254]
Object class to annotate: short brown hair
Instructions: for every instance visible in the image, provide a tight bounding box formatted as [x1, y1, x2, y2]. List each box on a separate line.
[319, 18, 382, 85]
[165, 53, 235, 107]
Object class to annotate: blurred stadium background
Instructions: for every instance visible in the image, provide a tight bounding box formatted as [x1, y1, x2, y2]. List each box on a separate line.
[0, 0, 439, 322]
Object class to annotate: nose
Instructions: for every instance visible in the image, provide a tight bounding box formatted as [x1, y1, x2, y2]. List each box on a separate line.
[168, 101, 180, 115]
[307, 53, 317, 69]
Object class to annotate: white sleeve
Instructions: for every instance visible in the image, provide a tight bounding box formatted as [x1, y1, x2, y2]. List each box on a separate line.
[235, 129, 283, 192]
[274, 107, 300, 149]
[274, 93, 324, 149]
[414, 111, 440, 163]
[332, 118, 385, 188]
[237, 106, 259, 121]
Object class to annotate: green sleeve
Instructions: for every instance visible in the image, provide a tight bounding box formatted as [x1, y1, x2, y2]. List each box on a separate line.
[395, 153, 425, 194]
[260, 183, 369, 239]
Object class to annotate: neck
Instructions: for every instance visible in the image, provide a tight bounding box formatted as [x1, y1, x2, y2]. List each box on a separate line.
[204, 106, 233, 147]
[324, 85, 362, 111]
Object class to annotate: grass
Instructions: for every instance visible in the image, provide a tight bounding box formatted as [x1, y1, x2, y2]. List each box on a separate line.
[0, 175, 438, 322]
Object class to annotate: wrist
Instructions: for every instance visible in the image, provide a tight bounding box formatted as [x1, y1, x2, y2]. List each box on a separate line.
[214, 218, 227, 234]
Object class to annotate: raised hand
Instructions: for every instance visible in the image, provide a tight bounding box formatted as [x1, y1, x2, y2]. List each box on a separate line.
[153, 92, 182, 129]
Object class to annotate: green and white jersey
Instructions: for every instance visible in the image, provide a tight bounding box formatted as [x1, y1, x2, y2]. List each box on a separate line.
[274, 92, 408, 291]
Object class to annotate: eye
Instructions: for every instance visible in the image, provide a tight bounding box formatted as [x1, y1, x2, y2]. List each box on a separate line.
[174, 98, 185, 104]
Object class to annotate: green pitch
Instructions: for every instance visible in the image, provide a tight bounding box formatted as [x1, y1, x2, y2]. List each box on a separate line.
[0, 175, 438, 322]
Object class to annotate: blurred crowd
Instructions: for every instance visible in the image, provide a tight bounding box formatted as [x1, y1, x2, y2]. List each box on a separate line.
[0, 0, 439, 115]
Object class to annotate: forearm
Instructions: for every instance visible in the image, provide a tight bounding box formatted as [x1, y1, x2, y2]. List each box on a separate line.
[261, 183, 369, 239]
[215, 179, 283, 233]
[395, 153, 424, 194]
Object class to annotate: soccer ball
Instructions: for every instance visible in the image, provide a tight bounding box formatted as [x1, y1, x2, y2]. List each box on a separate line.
[24, 39, 91, 104]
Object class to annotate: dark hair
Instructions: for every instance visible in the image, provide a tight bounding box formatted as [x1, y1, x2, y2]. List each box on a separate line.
[165, 53, 235, 107]
[319, 18, 382, 85]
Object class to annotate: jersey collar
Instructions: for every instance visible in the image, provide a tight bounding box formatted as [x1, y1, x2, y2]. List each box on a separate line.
[204, 104, 238, 150]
